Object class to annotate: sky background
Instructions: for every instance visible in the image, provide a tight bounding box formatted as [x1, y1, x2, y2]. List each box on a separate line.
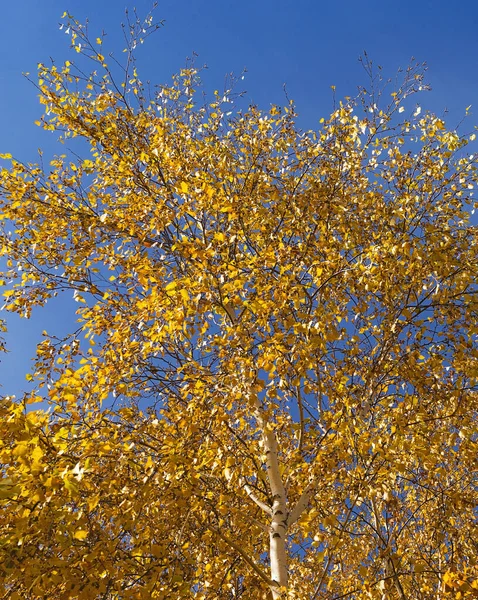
[1, 0, 478, 397]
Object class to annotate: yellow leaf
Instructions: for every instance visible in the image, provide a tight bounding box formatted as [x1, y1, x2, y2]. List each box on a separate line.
[31, 445, 44, 464]
[165, 281, 177, 295]
[64, 477, 79, 496]
[0, 478, 20, 499]
[12, 443, 29, 458]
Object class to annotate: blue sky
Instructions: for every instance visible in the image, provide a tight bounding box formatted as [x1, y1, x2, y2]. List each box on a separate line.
[1, 0, 478, 397]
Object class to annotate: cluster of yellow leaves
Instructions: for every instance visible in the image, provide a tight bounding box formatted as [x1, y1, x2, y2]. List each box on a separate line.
[0, 397, 269, 599]
[0, 14, 477, 599]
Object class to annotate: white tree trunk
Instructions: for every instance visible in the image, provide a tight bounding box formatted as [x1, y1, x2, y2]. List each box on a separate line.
[262, 427, 288, 598]
[253, 403, 314, 598]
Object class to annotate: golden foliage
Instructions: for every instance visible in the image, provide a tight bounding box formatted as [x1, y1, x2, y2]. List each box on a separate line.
[0, 13, 477, 599]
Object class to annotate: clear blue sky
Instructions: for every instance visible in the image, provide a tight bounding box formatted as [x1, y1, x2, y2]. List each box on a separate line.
[1, 0, 478, 397]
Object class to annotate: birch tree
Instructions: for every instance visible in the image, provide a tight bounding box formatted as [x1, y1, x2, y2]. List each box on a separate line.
[0, 12, 477, 599]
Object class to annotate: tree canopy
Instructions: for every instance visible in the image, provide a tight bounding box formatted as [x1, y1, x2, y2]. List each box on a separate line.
[0, 11, 477, 600]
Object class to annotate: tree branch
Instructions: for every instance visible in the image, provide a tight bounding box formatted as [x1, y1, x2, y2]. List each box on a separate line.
[210, 525, 279, 590]
[242, 480, 272, 515]
[288, 481, 315, 525]
[296, 384, 305, 455]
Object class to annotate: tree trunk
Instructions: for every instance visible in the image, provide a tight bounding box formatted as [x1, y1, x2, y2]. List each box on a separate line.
[262, 427, 288, 598]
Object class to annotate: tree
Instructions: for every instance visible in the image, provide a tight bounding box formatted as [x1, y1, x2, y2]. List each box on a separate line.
[0, 11, 477, 600]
